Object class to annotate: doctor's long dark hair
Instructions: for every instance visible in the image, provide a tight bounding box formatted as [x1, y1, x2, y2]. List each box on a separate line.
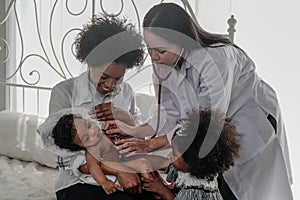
[143, 3, 234, 50]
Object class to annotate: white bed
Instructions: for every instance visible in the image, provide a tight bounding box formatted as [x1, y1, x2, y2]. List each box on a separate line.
[0, 156, 57, 200]
[0, 110, 58, 200]
[0, 1, 235, 199]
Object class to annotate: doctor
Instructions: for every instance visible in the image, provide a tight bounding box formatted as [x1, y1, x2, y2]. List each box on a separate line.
[106, 3, 293, 200]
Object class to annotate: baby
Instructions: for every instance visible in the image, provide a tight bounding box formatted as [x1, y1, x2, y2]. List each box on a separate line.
[52, 114, 167, 195]
[142, 109, 240, 200]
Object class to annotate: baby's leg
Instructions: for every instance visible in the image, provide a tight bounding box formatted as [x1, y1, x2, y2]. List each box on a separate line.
[127, 154, 168, 171]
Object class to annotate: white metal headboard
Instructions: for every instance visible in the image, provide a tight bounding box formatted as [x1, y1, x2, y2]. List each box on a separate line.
[0, 0, 236, 117]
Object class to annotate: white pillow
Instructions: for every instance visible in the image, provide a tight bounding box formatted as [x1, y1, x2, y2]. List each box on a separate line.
[0, 110, 57, 168]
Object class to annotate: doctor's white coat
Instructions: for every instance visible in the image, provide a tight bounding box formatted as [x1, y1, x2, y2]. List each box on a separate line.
[150, 45, 293, 200]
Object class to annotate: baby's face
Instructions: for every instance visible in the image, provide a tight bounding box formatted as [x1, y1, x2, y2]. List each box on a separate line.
[73, 118, 102, 148]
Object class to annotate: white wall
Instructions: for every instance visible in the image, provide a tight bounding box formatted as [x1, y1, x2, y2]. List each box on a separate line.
[197, 0, 300, 198]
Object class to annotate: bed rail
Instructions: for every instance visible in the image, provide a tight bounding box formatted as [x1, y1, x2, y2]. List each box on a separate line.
[0, 81, 51, 117]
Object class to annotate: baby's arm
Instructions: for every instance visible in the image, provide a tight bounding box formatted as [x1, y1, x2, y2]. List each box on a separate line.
[122, 158, 154, 180]
[85, 150, 121, 194]
[124, 155, 168, 172]
[122, 155, 168, 184]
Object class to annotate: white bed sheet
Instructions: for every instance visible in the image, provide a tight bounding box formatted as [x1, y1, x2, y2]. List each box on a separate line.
[0, 155, 58, 200]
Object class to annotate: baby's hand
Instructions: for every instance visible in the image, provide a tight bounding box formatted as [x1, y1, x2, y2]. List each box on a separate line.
[102, 179, 122, 195]
[142, 172, 174, 199]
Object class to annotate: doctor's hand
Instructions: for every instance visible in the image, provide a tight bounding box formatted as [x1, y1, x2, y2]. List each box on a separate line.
[114, 138, 154, 157]
[106, 121, 156, 139]
[115, 136, 170, 157]
[104, 120, 134, 139]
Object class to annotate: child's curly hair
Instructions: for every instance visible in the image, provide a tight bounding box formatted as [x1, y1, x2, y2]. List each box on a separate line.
[75, 14, 144, 68]
[172, 109, 240, 181]
[52, 114, 85, 151]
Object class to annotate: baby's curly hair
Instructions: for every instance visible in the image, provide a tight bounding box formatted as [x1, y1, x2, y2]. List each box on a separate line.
[172, 109, 240, 181]
[52, 114, 85, 151]
[75, 14, 144, 68]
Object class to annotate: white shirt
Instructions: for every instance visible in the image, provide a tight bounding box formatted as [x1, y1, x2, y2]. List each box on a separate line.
[38, 71, 141, 191]
[148, 45, 293, 200]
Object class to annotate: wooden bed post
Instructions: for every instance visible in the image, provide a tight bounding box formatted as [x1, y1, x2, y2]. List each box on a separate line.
[0, 0, 6, 111]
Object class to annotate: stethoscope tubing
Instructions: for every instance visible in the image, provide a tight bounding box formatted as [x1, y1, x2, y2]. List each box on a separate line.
[151, 48, 184, 138]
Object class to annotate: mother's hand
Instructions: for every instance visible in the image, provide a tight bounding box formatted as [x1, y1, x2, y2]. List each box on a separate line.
[89, 102, 135, 125]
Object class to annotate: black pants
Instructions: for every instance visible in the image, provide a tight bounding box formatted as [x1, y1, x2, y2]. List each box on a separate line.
[56, 183, 155, 200]
[218, 176, 238, 200]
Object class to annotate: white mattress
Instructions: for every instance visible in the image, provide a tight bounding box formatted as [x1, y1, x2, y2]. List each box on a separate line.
[0, 155, 58, 200]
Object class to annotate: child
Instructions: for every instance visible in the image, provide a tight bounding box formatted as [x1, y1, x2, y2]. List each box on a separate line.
[142, 109, 240, 200]
[52, 114, 167, 195]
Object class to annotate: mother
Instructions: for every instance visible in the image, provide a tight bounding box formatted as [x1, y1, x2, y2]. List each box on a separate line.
[38, 14, 155, 200]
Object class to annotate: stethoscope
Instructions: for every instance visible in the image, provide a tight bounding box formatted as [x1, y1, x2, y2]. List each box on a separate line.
[151, 48, 185, 138]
